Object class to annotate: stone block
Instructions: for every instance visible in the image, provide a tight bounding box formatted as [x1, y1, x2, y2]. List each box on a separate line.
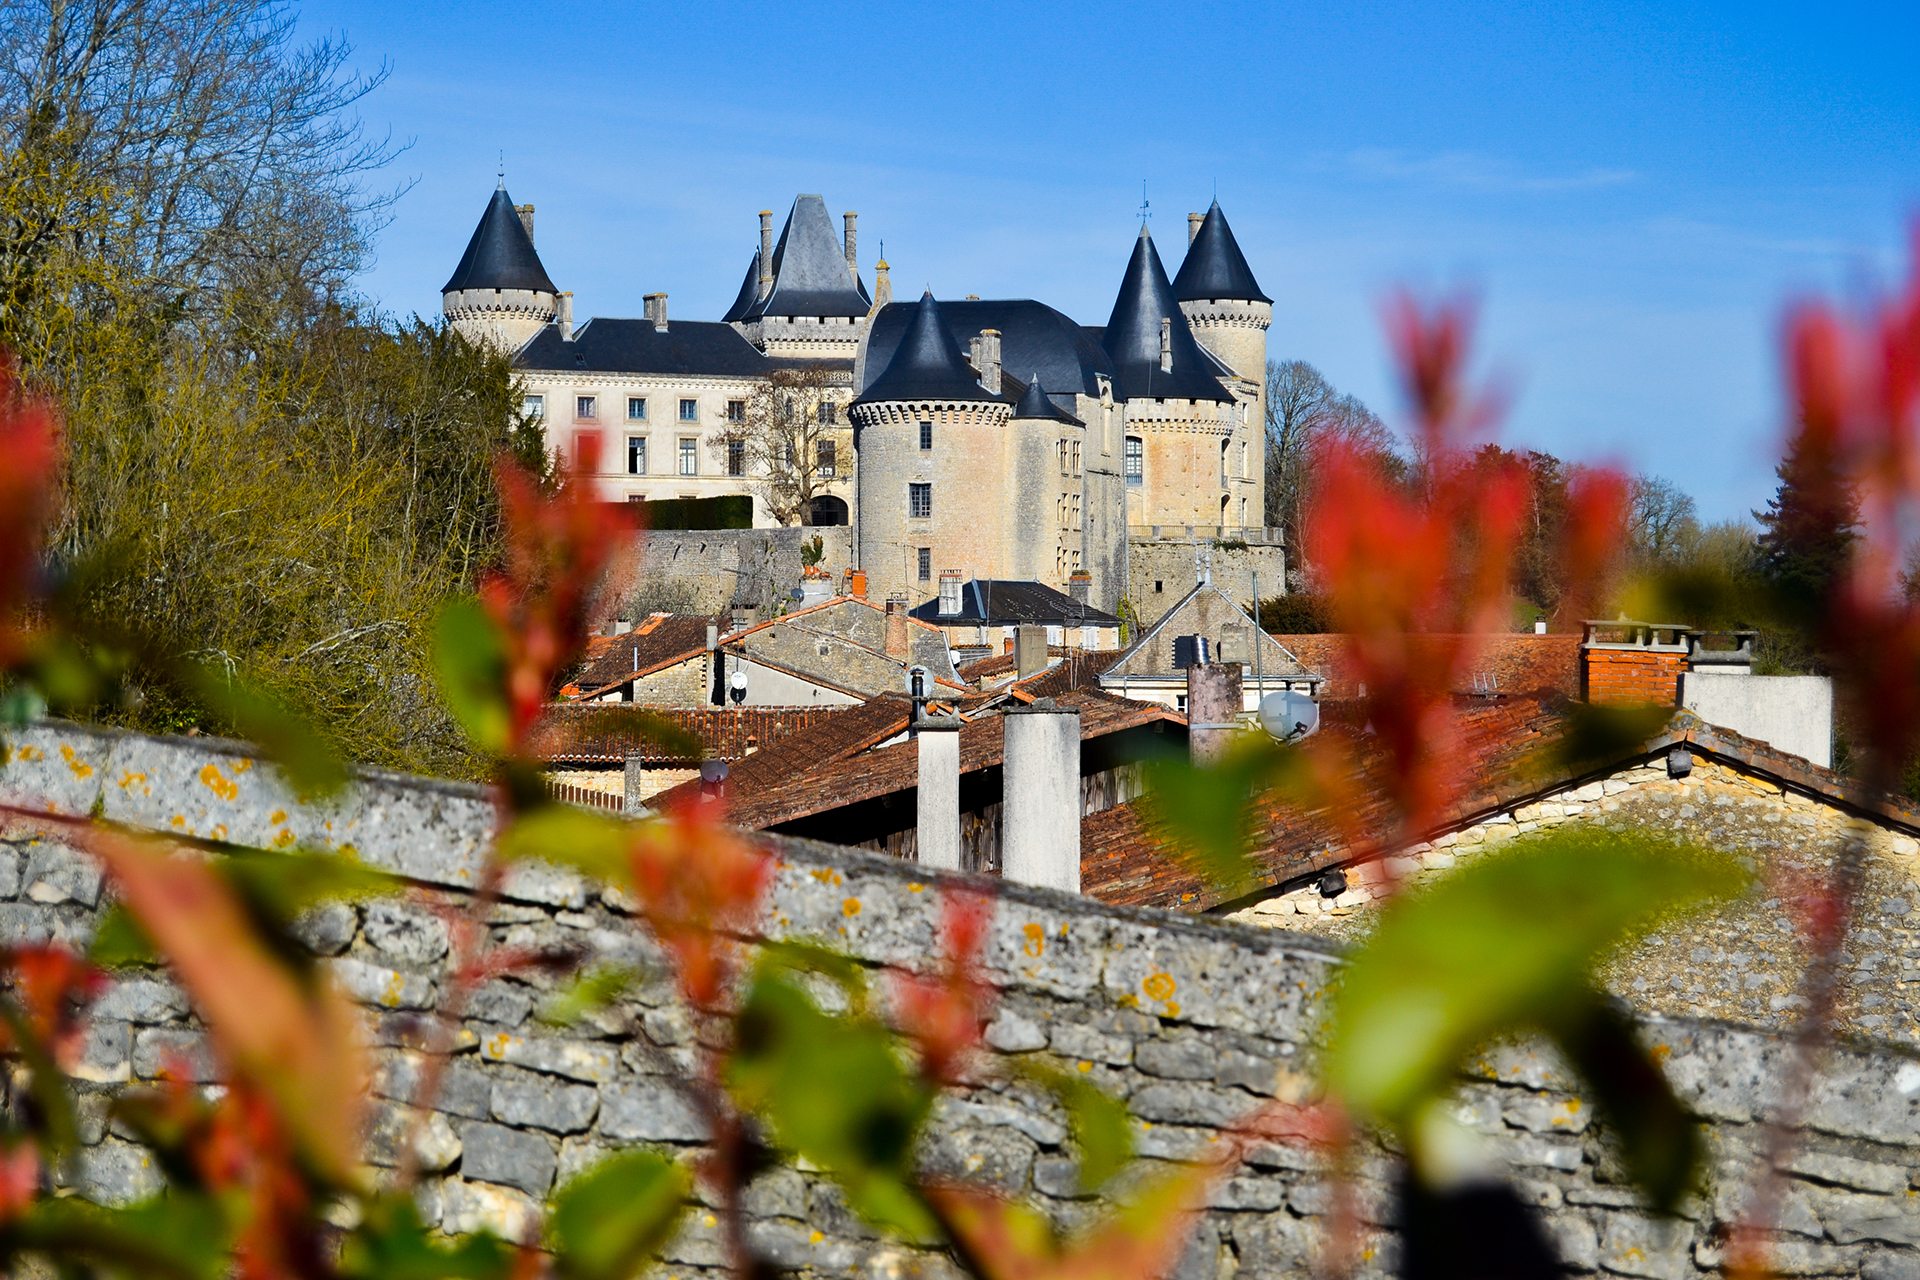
[469, 982, 534, 1028]
[290, 902, 358, 955]
[440, 1177, 540, 1240]
[983, 1008, 1048, 1053]
[71, 1020, 131, 1084]
[132, 1027, 215, 1081]
[327, 956, 436, 1010]
[22, 841, 99, 907]
[1597, 1211, 1691, 1279]
[479, 1032, 617, 1083]
[1781, 1149, 1909, 1195]
[74, 1140, 163, 1206]
[94, 978, 186, 1025]
[491, 1070, 599, 1134]
[366, 1101, 462, 1172]
[1135, 1037, 1214, 1080]
[363, 900, 450, 964]
[0, 848, 20, 899]
[458, 1122, 556, 1197]
[601, 1079, 707, 1143]
[919, 1125, 1037, 1191]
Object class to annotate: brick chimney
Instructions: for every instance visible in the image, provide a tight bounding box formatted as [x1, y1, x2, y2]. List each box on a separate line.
[644, 293, 668, 332]
[1067, 571, 1092, 607]
[1582, 620, 1690, 706]
[884, 596, 909, 659]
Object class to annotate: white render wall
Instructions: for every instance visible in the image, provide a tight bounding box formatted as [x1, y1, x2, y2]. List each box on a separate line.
[1681, 671, 1835, 768]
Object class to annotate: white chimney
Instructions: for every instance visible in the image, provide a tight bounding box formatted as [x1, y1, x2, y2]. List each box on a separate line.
[938, 571, 963, 618]
[978, 328, 1002, 395]
[1188, 211, 1203, 246]
[1002, 702, 1080, 893]
[644, 293, 668, 332]
[758, 211, 775, 300]
[1159, 317, 1173, 373]
[558, 291, 574, 342]
[915, 715, 961, 871]
[843, 210, 858, 276]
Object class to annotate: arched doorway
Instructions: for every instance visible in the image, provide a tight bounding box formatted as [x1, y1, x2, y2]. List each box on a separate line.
[808, 495, 850, 526]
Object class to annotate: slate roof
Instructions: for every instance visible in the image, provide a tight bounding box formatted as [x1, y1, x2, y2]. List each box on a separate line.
[517, 319, 774, 377]
[908, 579, 1120, 628]
[1172, 200, 1271, 305]
[745, 195, 869, 320]
[721, 250, 762, 323]
[863, 299, 1115, 399]
[854, 293, 1003, 406]
[1103, 581, 1314, 683]
[443, 186, 559, 295]
[1101, 227, 1234, 403]
[528, 705, 847, 764]
[1012, 376, 1083, 425]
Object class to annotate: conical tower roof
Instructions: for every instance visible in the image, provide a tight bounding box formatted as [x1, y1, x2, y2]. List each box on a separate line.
[721, 249, 761, 323]
[1012, 374, 1082, 424]
[747, 194, 869, 320]
[854, 292, 1000, 405]
[1173, 200, 1270, 304]
[1102, 227, 1233, 402]
[442, 185, 557, 295]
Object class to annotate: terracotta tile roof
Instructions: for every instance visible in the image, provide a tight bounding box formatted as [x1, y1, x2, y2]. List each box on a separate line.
[1274, 633, 1582, 700]
[527, 704, 852, 765]
[570, 614, 723, 697]
[956, 647, 1124, 695]
[686, 688, 1184, 832]
[1081, 693, 1920, 914]
[647, 694, 919, 814]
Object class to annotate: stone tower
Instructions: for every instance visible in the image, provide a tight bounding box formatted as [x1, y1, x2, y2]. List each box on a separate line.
[1173, 201, 1271, 526]
[442, 183, 560, 352]
[1103, 225, 1246, 530]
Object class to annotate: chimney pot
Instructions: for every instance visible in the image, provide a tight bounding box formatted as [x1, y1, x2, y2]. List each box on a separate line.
[849, 568, 868, 601]
[644, 292, 668, 332]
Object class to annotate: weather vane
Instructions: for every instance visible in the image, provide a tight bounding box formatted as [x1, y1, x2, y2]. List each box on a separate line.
[1139, 180, 1151, 226]
[496, 150, 504, 187]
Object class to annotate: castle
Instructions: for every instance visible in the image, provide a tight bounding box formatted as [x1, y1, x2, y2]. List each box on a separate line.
[442, 186, 1274, 611]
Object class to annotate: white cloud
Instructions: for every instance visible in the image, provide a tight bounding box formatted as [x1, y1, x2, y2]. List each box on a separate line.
[1335, 148, 1640, 194]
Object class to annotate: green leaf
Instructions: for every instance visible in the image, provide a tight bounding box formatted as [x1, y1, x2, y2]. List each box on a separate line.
[433, 597, 511, 755]
[337, 1191, 519, 1280]
[1138, 737, 1300, 897]
[496, 805, 633, 885]
[1013, 1062, 1134, 1194]
[1544, 703, 1677, 780]
[1548, 996, 1701, 1214]
[1326, 830, 1745, 1135]
[726, 964, 937, 1241]
[179, 663, 348, 796]
[9, 1193, 230, 1280]
[549, 1150, 690, 1280]
[89, 904, 159, 969]
[539, 964, 642, 1028]
[220, 847, 402, 923]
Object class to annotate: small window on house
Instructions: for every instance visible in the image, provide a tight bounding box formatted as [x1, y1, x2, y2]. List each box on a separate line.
[679, 398, 698, 422]
[627, 396, 647, 421]
[726, 439, 745, 476]
[816, 439, 836, 478]
[917, 547, 932, 582]
[816, 402, 836, 425]
[523, 394, 545, 419]
[1154, 579, 1164, 593]
[626, 436, 647, 475]
[919, 420, 933, 450]
[908, 482, 932, 519]
[678, 439, 697, 476]
[1124, 436, 1143, 484]
[727, 399, 746, 424]
[1176, 694, 1189, 714]
[576, 395, 596, 420]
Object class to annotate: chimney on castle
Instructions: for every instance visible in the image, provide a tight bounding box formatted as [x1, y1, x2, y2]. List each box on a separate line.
[884, 596, 910, 660]
[1188, 211, 1203, 246]
[978, 328, 1002, 395]
[517, 204, 536, 243]
[758, 211, 775, 300]
[644, 292, 668, 332]
[558, 291, 574, 342]
[843, 211, 858, 275]
[1159, 317, 1173, 373]
[1068, 571, 1092, 607]
[874, 258, 892, 309]
[937, 570, 963, 618]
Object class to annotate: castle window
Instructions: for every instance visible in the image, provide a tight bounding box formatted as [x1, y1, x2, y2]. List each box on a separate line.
[727, 399, 746, 424]
[678, 439, 698, 476]
[816, 439, 836, 478]
[817, 402, 836, 425]
[575, 395, 596, 420]
[679, 398, 698, 422]
[917, 547, 932, 582]
[1240, 441, 1249, 478]
[627, 396, 647, 421]
[1220, 438, 1230, 486]
[727, 440, 745, 476]
[1124, 436, 1143, 485]
[626, 436, 647, 475]
[919, 421, 932, 451]
[908, 483, 932, 519]
[523, 394, 545, 419]
[1071, 441, 1082, 475]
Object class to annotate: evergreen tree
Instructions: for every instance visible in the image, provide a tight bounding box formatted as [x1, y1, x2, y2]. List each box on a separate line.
[1753, 431, 1860, 630]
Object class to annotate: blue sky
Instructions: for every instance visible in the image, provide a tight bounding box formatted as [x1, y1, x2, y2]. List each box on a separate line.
[305, 0, 1920, 523]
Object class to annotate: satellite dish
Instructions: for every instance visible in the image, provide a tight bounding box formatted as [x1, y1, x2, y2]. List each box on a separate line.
[1258, 689, 1320, 742]
[789, 587, 804, 603]
[699, 759, 729, 784]
[728, 668, 749, 705]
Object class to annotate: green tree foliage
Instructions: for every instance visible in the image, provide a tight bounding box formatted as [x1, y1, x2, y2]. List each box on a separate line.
[1263, 359, 1400, 582]
[1754, 430, 1861, 632]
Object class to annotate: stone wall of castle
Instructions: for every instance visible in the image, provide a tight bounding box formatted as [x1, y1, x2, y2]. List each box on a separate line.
[625, 526, 854, 615]
[1127, 535, 1288, 618]
[2, 722, 1917, 1275]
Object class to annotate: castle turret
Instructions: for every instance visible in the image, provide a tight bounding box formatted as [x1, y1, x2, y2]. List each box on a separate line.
[736, 195, 872, 359]
[850, 292, 1021, 602]
[1173, 200, 1271, 532]
[441, 183, 559, 352]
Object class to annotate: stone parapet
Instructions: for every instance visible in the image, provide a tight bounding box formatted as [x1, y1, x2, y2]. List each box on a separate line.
[1, 721, 1917, 1273]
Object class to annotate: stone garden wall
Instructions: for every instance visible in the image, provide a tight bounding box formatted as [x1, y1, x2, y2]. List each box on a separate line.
[2, 721, 1918, 1277]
